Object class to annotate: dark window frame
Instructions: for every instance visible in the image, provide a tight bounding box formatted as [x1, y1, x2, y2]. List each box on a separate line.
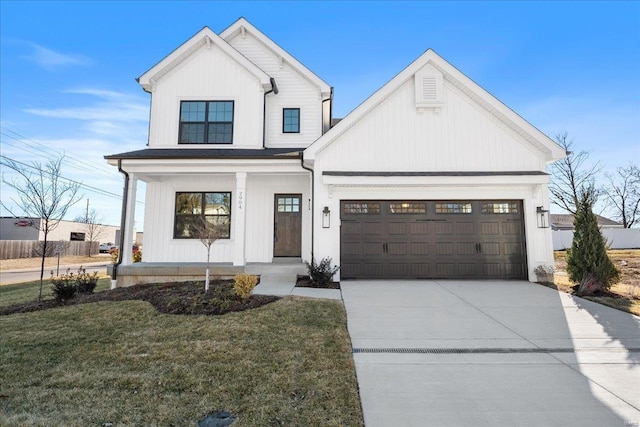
[70, 232, 86, 241]
[179, 101, 234, 144]
[173, 192, 232, 239]
[282, 108, 300, 133]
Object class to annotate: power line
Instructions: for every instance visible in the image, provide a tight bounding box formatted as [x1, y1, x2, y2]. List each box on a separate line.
[0, 155, 144, 205]
[1, 125, 118, 174]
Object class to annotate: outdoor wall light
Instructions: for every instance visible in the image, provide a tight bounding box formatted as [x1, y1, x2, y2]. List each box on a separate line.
[536, 206, 550, 228]
[322, 206, 331, 228]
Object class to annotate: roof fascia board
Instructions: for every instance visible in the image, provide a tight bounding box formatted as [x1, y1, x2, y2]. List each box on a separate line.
[220, 17, 331, 95]
[322, 173, 550, 187]
[138, 26, 271, 92]
[305, 49, 565, 163]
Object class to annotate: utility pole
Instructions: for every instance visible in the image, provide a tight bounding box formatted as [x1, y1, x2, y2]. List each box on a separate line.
[85, 199, 89, 222]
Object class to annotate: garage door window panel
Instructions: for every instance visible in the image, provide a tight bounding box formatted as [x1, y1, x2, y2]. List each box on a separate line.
[482, 202, 519, 214]
[389, 202, 426, 214]
[344, 202, 380, 214]
[436, 202, 472, 214]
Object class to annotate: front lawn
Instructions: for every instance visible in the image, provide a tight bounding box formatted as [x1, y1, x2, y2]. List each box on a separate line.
[0, 296, 363, 425]
[553, 249, 640, 315]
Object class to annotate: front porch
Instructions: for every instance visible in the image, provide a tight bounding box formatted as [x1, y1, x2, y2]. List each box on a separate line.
[110, 261, 308, 287]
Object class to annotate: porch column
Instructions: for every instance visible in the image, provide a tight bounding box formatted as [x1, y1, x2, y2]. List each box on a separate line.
[233, 172, 247, 266]
[121, 174, 137, 266]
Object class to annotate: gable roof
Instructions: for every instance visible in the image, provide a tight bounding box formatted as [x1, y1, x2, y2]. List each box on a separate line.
[137, 26, 272, 92]
[304, 49, 566, 163]
[551, 213, 623, 230]
[220, 17, 331, 96]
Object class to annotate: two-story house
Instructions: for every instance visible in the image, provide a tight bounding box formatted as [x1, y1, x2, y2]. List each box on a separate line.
[106, 18, 565, 286]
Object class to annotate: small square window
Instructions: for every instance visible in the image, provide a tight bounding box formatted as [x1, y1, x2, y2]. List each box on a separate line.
[283, 108, 300, 133]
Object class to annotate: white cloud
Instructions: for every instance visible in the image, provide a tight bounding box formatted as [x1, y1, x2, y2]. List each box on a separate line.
[21, 42, 90, 69]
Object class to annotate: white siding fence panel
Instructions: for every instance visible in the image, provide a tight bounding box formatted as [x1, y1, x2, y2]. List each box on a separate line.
[553, 229, 640, 250]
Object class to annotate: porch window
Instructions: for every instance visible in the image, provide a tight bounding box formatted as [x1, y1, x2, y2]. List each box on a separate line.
[179, 101, 234, 144]
[174, 192, 231, 239]
[283, 108, 300, 133]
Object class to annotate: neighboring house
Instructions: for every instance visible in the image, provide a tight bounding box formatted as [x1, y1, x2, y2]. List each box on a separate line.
[550, 214, 639, 250]
[106, 18, 566, 284]
[550, 213, 623, 230]
[0, 217, 120, 243]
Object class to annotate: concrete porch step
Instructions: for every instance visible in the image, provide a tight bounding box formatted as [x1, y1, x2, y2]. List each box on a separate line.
[259, 273, 298, 285]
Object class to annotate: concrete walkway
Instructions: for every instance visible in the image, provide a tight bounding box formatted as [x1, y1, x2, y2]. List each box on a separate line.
[252, 273, 341, 300]
[342, 280, 640, 427]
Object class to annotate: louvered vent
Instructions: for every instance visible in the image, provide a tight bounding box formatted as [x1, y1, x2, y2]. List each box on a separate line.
[415, 65, 443, 109]
[422, 77, 438, 101]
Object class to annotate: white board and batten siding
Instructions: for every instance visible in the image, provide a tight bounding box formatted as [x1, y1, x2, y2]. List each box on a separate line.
[310, 62, 556, 281]
[316, 76, 544, 172]
[143, 174, 311, 263]
[148, 44, 264, 149]
[227, 32, 325, 148]
[245, 174, 311, 262]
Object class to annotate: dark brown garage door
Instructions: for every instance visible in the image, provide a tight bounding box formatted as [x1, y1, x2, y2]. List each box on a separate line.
[340, 200, 526, 280]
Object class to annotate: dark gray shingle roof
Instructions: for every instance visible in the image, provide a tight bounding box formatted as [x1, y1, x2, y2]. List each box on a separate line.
[105, 147, 304, 160]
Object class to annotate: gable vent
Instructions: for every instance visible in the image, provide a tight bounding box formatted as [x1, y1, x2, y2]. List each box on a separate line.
[415, 65, 444, 109]
[422, 77, 438, 101]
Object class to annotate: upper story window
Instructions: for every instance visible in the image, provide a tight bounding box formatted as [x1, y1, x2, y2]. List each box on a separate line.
[179, 101, 234, 144]
[283, 108, 300, 133]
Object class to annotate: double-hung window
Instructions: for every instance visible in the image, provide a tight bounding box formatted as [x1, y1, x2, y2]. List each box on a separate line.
[179, 101, 234, 144]
[283, 108, 300, 133]
[174, 192, 232, 239]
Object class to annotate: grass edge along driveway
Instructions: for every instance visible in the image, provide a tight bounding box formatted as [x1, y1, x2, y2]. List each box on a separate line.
[0, 297, 364, 426]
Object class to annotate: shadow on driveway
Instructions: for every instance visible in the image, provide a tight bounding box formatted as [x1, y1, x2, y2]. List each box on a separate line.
[342, 280, 640, 427]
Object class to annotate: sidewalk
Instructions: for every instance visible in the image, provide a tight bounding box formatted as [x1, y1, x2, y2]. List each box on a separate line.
[0, 262, 109, 286]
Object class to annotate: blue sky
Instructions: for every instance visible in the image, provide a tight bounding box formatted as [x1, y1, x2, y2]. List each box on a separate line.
[1, 1, 639, 231]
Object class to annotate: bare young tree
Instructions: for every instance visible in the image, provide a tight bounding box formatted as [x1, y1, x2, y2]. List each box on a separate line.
[1, 156, 82, 302]
[603, 163, 640, 228]
[74, 209, 107, 257]
[548, 132, 603, 214]
[192, 217, 226, 292]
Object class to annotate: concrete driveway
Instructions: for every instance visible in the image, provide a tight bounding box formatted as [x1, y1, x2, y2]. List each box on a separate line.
[341, 280, 640, 427]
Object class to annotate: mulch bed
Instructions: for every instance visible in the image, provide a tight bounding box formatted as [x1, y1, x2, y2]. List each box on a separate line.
[295, 276, 341, 290]
[0, 280, 279, 317]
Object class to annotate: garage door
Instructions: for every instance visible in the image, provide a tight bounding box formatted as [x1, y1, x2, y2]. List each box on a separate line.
[340, 200, 526, 280]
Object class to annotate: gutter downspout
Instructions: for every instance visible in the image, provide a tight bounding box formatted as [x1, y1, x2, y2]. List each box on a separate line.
[262, 77, 278, 148]
[300, 154, 314, 261]
[112, 159, 129, 289]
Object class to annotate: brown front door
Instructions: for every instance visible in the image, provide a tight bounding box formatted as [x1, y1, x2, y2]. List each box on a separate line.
[274, 194, 302, 257]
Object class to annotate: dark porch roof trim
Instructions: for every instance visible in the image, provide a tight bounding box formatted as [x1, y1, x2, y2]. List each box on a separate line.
[105, 147, 305, 160]
[323, 171, 549, 177]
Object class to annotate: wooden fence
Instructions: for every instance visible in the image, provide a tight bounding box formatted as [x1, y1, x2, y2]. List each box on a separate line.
[0, 241, 100, 260]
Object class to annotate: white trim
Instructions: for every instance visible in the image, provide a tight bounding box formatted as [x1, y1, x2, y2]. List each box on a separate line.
[220, 18, 331, 95]
[138, 27, 272, 92]
[304, 49, 565, 163]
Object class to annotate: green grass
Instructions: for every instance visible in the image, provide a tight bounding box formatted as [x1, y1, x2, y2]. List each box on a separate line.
[0, 297, 363, 426]
[0, 278, 112, 308]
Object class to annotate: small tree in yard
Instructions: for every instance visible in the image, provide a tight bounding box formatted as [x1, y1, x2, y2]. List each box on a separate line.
[192, 217, 226, 292]
[74, 209, 107, 256]
[567, 190, 619, 296]
[1, 156, 82, 303]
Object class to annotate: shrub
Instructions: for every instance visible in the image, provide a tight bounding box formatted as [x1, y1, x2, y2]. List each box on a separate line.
[51, 269, 78, 302]
[76, 268, 99, 293]
[234, 274, 258, 300]
[305, 257, 340, 287]
[567, 193, 619, 295]
[110, 248, 119, 264]
[133, 249, 142, 263]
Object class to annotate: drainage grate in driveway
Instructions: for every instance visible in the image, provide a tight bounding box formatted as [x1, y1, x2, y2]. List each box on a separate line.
[353, 347, 640, 354]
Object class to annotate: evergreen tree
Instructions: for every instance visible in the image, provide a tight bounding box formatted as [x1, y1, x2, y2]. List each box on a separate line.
[566, 191, 619, 295]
